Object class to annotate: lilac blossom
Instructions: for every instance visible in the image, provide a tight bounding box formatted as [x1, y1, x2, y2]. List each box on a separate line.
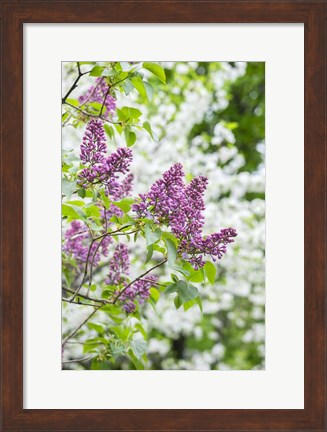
[78, 77, 116, 117]
[80, 118, 107, 164]
[106, 243, 130, 286]
[63, 220, 111, 268]
[133, 163, 237, 268]
[78, 119, 133, 199]
[120, 275, 158, 313]
[114, 173, 134, 200]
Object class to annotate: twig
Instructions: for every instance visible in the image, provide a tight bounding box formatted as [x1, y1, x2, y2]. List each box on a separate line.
[62, 62, 91, 104]
[64, 102, 120, 124]
[99, 84, 111, 117]
[62, 305, 103, 348]
[94, 225, 137, 241]
[69, 239, 95, 302]
[62, 355, 95, 364]
[87, 236, 107, 296]
[113, 259, 167, 304]
[142, 278, 166, 288]
[62, 297, 98, 307]
[62, 287, 109, 305]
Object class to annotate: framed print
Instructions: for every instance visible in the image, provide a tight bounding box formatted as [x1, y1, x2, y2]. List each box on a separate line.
[1, 1, 326, 431]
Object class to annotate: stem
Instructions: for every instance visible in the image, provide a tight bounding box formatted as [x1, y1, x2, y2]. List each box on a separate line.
[93, 225, 138, 241]
[64, 102, 120, 124]
[113, 259, 167, 304]
[62, 355, 95, 364]
[99, 84, 111, 117]
[62, 305, 103, 348]
[62, 287, 109, 305]
[62, 297, 99, 307]
[62, 62, 91, 103]
[70, 239, 95, 302]
[87, 236, 106, 296]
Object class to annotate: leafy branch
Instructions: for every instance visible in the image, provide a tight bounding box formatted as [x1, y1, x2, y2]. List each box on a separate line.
[62, 62, 91, 104]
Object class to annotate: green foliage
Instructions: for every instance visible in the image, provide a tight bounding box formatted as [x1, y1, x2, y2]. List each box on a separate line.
[143, 62, 166, 84]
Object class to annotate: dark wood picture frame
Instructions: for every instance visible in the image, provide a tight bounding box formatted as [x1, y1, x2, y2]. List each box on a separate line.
[1, 1, 326, 431]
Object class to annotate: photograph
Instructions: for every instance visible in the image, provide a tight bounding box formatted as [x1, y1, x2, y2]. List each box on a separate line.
[61, 61, 265, 370]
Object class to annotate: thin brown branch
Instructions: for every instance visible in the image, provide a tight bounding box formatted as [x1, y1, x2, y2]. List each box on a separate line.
[113, 259, 167, 304]
[62, 305, 103, 348]
[99, 84, 111, 117]
[64, 102, 120, 124]
[62, 62, 91, 103]
[62, 287, 109, 305]
[93, 225, 138, 241]
[69, 239, 95, 302]
[62, 297, 98, 307]
[62, 355, 95, 364]
[87, 236, 107, 296]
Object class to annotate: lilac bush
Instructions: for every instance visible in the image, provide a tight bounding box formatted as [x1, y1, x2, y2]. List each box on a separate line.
[61, 61, 242, 370]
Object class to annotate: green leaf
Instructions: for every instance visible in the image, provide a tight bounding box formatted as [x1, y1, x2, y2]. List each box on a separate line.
[172, 265, 190, 277]
[143, 62, 166, 84]
[101, 69, 117, 77]
[62, 178, 76, 199]
[83, 338, 102, 354]
[150, 287, 160, 304]
[62, 204, 84, 221]
[153, 244, 166, 254]
[100, 190, 110, 209]
[85, 204, 101, 219]
[143, 121, 154, 140]
[127, 350, 145, 370]
[195, 296, 203, 313]
[145, 245, 154, 264]
[182, 296, 203, 313]
[143, 81, 154, 100]
[117, 106, 142, 124]
[111, 326, 131, 341]
[162, 231, 179, 246]
[87, 322, 104, 335]
[131, 76, 148, 101]
[66, 98, 79, 107]
[144, 224, 162, 246]
[77, 188, 86, 198]
[176, 280, 199, 303]
[124, 127, 137, 147]
[182, 262, 205, 283]
[112, 197, 134, 213]
[164, 238, 177, 268]
[104, 124, 115, 140]
[204, 261, 217, 285]
[122, 79, 134, 95]
[89, 65, 104, 76]
[130, 338, 147, 359]
[174, 295, 182, 309]
[115, 124, 123, 135]
[165, 282, 178, 295]
[88, 101, 106, 115]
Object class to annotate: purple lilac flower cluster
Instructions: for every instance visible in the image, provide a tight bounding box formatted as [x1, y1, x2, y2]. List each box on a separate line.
[104, 241, 158, 313]
[63, 220, 111, 268]
[78, 119, 133, 199]
[120, 275, 158, 313]
[78, 77, 116, 118]
[80, 118, 107, 164]
[106, 243, 130, 285]
[133, 163, 237, 269]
